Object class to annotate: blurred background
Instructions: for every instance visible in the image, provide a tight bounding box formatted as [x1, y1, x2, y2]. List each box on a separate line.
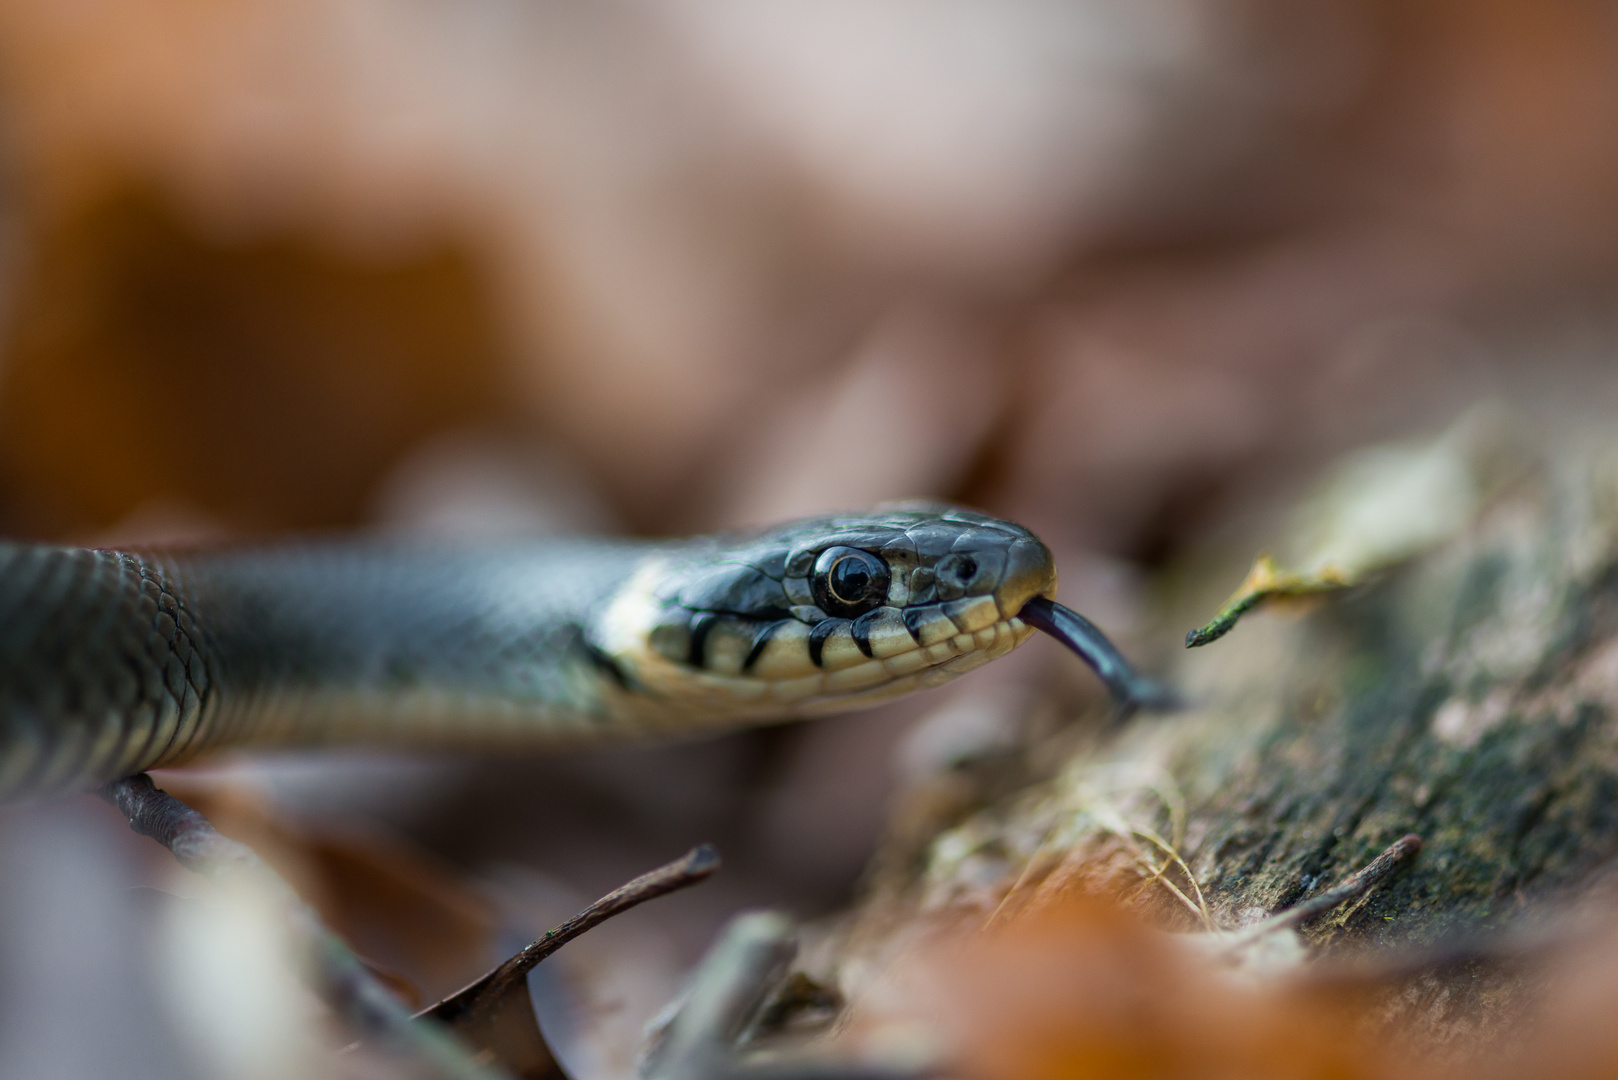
[3, 1, 1618, 1076]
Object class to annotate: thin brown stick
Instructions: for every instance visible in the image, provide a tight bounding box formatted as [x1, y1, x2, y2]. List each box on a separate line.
[1224, 833, 1423, 949]
[420, 844, 721, 1028]
[102, 773, 510, 1080]
[1272, 833, 1423, 932]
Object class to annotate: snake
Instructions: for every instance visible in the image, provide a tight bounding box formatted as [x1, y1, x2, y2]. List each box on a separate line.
[0, 504, 1175, 800]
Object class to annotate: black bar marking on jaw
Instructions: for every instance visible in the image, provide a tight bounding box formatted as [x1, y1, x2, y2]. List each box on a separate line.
[582, 638, 633, 690]
[688, 612, 719, 668]
[850, 610, 878, 658]
[742, 620, 784, 672]
[808, 618, 848, 668]
[900, 606, 929, 646]
[1018, 596, 1182, 714]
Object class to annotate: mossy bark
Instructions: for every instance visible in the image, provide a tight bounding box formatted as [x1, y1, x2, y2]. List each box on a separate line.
[847, 440, 1618, 1041]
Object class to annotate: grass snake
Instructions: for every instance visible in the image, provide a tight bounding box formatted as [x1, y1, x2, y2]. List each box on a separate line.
[0, 505, 1174, 800]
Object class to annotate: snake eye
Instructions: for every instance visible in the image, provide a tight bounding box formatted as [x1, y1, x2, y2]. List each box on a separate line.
[811, 547, 890, 618]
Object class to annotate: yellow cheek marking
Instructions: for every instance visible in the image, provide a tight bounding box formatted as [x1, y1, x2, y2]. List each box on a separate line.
[817, 629, 866, 671]
[859, 609, 914, 659]
[703, 622, 752, 676]
[598, 558, 672, 655]
[598, 558, 770, 711]
[883, 570, 911, 607]
[909, 610, 956, 647]
[749, 621, 813, 679]
[944, 595, 999, 633]
[984, 619, 1035, 661]
[925, 640, 958, 664]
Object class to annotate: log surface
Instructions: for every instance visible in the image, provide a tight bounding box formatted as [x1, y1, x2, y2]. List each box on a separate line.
[847, 436, 1618, 1041]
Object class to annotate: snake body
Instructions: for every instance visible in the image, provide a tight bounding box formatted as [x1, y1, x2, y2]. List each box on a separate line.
[0, 506, 1065, 800]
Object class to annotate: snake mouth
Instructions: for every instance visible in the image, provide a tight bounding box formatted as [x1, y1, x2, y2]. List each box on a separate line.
[691, 600, 1042, 716]
[992, 535, 1059, 620]
[595, 561, 1049, 723]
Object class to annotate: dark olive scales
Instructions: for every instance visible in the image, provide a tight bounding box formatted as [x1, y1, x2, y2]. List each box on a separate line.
[0, 506, 1172, 799]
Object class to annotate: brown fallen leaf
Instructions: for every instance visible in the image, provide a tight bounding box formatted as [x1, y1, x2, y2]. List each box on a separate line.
[156, 772, 500, 1005]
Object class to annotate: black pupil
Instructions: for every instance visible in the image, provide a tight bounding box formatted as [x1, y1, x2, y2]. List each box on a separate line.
[810, 545, 889, 617]
[829, 555, 874, 602]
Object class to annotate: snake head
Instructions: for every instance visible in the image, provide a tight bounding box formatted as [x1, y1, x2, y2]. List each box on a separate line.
[591, 506, 1057, 725]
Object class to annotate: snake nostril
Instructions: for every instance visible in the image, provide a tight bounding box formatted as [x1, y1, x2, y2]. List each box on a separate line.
[933, 553, 981, 601]
[940, 554, 977, 585]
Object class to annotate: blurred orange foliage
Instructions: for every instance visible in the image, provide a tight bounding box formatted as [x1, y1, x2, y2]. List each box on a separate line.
[4, 0, 1618, 547]
[861, 890, 1618, 1080]
[873, 899, 1398, 1080]
[0, 188, 508, 538]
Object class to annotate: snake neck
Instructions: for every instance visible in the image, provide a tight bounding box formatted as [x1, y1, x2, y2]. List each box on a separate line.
[179, 539, 658, 751]
[0, 539, 660, 799]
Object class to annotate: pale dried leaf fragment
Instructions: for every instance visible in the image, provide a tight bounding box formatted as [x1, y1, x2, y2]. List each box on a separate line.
[1186, 408, 1515, 646]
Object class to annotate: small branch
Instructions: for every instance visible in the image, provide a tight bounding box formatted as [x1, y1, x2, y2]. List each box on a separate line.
[102, 772, 259, 876]
[102, 773, 510, 1080]
[1272, 833, 1423, 932]
[1227, 833, 1423, 947]
[1184, 554, 1351, 648]
[420, 844, 720, 1029]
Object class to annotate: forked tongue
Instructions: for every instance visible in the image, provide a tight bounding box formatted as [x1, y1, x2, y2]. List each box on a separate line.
[1018, 596, 1183, 715]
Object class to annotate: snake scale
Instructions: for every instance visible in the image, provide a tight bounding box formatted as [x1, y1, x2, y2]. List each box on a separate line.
[0, 505, 1172, 800]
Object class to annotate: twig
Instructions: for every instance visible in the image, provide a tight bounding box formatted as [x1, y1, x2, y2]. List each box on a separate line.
[102, 773, 510, 1080]
[419, 844, 721, 1028]
[1184, 554, 1351, 648]
[1269, 834, 1423, 932]
[1226, 833, 1423, 947]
